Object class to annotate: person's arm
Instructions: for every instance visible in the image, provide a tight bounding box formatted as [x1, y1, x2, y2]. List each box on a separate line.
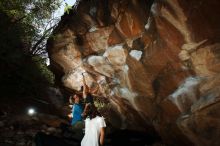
[69, 95, 74, 104]
[81, 103, 89, 117]
[68, 104, 75, 118]
[68, 113, 72, 118]
[82, 73, 89, 99]
[91, 85, 99, 94]
[99, 127, 105, 146]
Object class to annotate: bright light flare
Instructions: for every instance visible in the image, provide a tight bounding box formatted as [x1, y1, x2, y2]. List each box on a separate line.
[27, 108, 36, 116]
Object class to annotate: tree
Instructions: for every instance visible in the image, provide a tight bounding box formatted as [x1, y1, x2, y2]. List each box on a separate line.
[0, 0, 61, 98]
[0, 0, 61, 56]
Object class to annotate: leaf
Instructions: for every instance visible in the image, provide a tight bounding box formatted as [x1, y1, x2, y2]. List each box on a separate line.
[64, 3, 72, 14]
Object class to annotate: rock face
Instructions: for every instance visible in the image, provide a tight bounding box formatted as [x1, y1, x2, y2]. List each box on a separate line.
[47, 0, 220, 145]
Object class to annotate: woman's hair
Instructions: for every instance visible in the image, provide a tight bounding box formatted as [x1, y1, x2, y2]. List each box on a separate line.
[87, 105, 101, 119]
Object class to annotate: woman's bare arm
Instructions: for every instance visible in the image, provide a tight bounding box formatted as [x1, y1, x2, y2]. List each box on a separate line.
[81, 103, 90, 117]
[99, 127, 105, 146]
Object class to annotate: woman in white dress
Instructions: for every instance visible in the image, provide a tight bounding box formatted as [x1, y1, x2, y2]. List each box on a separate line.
[81, 106, 106, 146]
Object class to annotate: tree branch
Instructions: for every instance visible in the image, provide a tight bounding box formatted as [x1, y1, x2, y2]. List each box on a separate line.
[30, 24, 57, 55]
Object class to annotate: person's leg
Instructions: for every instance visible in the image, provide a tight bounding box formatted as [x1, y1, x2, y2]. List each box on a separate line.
[74, 121, 84, 129]
[71, 121, 85, 140]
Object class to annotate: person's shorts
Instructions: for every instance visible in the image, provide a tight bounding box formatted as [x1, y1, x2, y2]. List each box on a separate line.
[72, 121, 84, 130]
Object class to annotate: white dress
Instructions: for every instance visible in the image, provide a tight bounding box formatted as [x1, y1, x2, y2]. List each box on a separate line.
[81, 116, 106, 146]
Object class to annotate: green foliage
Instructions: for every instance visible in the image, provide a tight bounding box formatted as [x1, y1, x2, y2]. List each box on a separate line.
[64, 3, 72, 14]
[0, 0, 61, 56]
[93, 96, 111, 120]
[32, 56, 55, 85]
[0, 0, 60, 98]
[94, 96, 110, 111]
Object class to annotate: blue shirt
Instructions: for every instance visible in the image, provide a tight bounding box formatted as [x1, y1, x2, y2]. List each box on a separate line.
[71, 103, 83, 125]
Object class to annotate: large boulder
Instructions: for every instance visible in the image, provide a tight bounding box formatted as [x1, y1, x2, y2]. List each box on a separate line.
[47, 0, 220, 145]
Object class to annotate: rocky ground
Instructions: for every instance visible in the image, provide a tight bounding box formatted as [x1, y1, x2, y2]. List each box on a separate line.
[0, 111, 68, 146]
[0, 96, 69, 146]
[0, 110, 165, 146]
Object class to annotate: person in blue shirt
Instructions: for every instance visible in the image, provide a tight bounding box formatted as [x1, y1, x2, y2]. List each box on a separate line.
[70, 94, 84, 128]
